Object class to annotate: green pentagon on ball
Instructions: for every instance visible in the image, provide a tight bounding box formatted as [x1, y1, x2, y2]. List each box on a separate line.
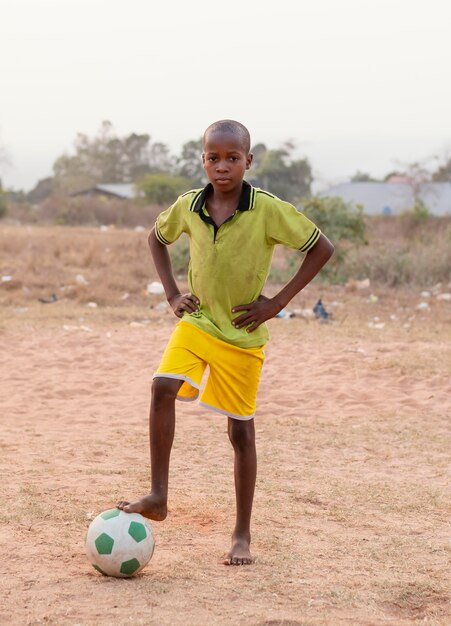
[128, 521, 147, 543]
[92, 564, 108, 576]
[120, 558, 140, 576]
[100, 508, 121, 520]
[95, 532, 114, 555]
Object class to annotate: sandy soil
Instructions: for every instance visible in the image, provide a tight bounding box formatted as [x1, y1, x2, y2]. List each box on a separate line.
[0, 226, 450, 625]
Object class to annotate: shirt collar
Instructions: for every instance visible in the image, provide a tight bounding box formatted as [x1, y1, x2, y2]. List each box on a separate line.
[191, 180, 255, 214]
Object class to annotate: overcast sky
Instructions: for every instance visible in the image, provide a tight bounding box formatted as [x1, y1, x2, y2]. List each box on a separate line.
[1, 0, 450, 191]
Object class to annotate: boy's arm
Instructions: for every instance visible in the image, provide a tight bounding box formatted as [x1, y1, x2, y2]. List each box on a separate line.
[232, 233, 334, 332]
[148, 228, 199, 318]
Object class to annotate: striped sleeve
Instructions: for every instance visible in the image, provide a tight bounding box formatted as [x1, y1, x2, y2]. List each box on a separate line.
[154, 194, 190, 245]
[299, 225, 321, 252]
[266, 197, 321, 251]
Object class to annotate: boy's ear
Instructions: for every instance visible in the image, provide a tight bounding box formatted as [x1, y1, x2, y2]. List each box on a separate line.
[201, 153, 206, 165]
[246, 153, 253, 170]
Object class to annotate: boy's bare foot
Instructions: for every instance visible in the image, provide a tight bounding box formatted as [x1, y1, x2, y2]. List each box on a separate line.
[223, 534, 254, 566]
[117, 495, 167, 521]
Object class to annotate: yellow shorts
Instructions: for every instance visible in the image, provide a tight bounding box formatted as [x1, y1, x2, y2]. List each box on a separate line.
[154, 321, 265, 420]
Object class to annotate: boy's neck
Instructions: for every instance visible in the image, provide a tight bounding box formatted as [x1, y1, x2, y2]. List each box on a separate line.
[208, 181, 244, 208]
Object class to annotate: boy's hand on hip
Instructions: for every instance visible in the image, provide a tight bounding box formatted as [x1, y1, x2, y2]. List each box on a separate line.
[168, 293, 200, 318]
[231, 295, 282, 332]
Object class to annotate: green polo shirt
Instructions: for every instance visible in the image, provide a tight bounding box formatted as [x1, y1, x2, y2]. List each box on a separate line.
[155, 181, 321, 348]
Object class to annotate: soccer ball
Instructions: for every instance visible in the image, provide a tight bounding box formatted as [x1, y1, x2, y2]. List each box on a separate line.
[86, 508, 155, 577]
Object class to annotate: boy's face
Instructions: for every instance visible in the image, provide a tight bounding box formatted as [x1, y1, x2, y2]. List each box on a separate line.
[202, 131, 253, 192]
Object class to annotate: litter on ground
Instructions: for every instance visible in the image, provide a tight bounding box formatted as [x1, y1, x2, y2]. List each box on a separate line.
[38, 294, 58, 304]
[75, 274, 88, 285]
[368, 321, 385, 329]
[313, 299, 330, 320]
[147, 281, 165, 295]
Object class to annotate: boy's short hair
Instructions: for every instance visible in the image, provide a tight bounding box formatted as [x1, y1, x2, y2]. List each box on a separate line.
[203, 120, 251, 154]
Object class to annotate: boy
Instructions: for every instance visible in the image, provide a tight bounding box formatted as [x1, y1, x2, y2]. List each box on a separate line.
[118, 120, 334, 565]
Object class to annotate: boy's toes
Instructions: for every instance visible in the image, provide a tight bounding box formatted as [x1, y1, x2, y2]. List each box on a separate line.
[116, 501, 130, 510]
[233, 556, 254, 565]
[224, 538, 254, 565]
[223, 554, 255, 565]
[223, 555, 254, 566]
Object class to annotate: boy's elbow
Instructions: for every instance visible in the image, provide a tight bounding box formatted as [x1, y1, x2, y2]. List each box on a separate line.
[324, 236, 335, 259]
[316, 233, 334, 261]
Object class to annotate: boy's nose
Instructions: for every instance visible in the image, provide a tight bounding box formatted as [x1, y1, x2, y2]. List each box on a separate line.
[216, 160, 229, 172]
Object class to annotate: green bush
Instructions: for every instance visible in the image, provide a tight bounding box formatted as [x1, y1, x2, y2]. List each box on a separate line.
[301, 196, 366, 244]
[300, 196, 367, 282]
[137, 173, 192, 206]
[411, 198, 430, 222]
[401, 198, 431, 226]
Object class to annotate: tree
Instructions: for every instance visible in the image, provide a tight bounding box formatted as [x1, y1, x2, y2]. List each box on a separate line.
[175, 139, 206, 188]
[28, 177, 54, 203]
[137, 173, 192, 205]
[250, 144, 312, 202]
[383, 170, 405, 181]
[250, 143, 268, 170]
[399, 160, 433, 216]
[384, 159, 434, 221]
[148, 142, 174, 175]
[351, 171, 378, 182]
[53, 121, 170, 193]
[432, 157, 451, 182]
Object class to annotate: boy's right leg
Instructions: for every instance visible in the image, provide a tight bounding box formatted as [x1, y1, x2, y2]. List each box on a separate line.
[224, 417, 256, 565]
[117, 376, 183, 521]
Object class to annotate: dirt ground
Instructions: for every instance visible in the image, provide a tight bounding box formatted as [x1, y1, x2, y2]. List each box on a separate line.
[0, 225, 450, 625]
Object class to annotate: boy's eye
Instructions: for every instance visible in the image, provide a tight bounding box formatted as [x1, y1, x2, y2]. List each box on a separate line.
[208, 156, 217, 162]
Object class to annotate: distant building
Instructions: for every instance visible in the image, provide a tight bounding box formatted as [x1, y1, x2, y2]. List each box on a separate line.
[70, 183, 136, 200]
[319, 182, 451, 216]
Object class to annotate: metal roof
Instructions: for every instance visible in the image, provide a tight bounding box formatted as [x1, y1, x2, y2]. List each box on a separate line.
[70, 183, 137, 199]
[319, 182, 451, 216]
[95, 183, 136, 199]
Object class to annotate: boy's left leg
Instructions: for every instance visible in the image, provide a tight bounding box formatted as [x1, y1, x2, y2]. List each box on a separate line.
[224, 417, 256, 565]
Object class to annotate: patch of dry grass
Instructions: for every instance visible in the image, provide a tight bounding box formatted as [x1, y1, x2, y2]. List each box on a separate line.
[344, 216, 451, 286]
[0, 224, 154, 307]
[8, 195, 162, 228]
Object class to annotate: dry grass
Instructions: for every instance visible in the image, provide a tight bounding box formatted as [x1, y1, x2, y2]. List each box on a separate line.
[4, 207, 451, 287]
[343, 216, 451, 286]
[0, 224, 154, 307]
[8, 195, 162, 228]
